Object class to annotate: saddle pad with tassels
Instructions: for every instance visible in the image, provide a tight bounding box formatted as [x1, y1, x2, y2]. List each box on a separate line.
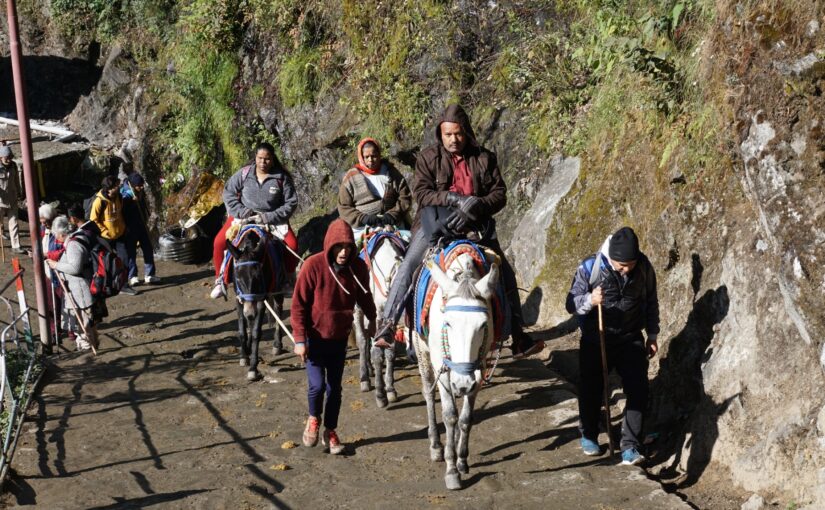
[413, 240, 510, 342]
[220, 224, 284, 293]
[359, 230, 408, 261]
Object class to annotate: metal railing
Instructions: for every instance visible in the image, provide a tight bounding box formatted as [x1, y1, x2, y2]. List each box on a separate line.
[0, 268, 43, 488]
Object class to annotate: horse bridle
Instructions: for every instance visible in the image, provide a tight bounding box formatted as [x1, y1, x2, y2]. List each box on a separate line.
[234, 260, 267, 302]
[439, 302, 490, 376]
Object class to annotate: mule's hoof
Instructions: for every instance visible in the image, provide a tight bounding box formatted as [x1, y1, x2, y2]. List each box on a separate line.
[457, 460, 470, 475]
[387, 390, 398, 403]
[375, 394, 388, 408]
[445, 472, 462, 490]
[247, 370, 262, 381]
[272, 346, 286, 356]
[430, 447, 444, 462]
[360, 381, 371, 392]
[239, 358, 249, 367]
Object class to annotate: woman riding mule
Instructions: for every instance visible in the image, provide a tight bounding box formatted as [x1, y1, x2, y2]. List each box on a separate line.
[211, 142, 300, 300]
[338, 137, 412, 234]
[338, 137, 413, 407]
[211, 142, 300, 354]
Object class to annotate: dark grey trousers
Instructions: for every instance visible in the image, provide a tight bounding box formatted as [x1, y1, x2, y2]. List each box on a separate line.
[381, 206, 525, 332]
[578, 333, 649, 451]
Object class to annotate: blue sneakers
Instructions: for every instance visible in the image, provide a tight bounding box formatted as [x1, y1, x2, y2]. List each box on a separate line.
[621, 448, 644, 465]
[580, 437, 601, 456]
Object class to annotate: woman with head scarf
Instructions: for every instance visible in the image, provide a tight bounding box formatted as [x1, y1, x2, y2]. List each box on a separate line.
[337, 138, 412, 240]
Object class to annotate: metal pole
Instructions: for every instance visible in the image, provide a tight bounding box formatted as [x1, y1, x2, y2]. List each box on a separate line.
[5, 0, 52, 350]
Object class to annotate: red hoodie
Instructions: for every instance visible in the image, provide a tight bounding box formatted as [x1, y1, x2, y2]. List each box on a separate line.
[291, 219, 376, 343]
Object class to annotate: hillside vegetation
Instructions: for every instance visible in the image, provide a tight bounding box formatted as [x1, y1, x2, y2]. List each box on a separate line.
[5, 0, 825, 507]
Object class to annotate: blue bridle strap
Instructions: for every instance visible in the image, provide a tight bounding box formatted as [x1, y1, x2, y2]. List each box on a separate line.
[439, 302, 489, 375]
[236, 291, 267, 302]
[234, 259, 266, 301]
[442, 358, 479, 375]
[234, 260, 263, 267]
[443, 305, 488, 313]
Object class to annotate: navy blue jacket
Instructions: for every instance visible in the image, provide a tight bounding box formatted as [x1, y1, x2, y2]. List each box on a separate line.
[565, 252, 660, 344]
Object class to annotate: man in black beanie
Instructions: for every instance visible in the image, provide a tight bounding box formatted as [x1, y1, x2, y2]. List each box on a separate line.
[565, 226, 659, 465]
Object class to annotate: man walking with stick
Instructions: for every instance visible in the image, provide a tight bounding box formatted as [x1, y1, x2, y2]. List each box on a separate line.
[565, 227, 659, 465]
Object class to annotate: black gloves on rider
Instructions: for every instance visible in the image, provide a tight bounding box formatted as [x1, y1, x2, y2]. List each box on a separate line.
[445, 192, 481, 233]
[445, 211, 469, 232]
[446, 192, 481, 220]
[360, 213, 381, 227]
[381, 213, 396, 226]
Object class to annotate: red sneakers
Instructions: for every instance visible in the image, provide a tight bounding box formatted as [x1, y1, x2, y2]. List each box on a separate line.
[323, 429, 345, 455]
[303, 416, 320, 447]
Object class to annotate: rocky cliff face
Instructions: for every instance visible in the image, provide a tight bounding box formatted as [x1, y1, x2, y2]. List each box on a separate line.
[3, 0, 824, 506]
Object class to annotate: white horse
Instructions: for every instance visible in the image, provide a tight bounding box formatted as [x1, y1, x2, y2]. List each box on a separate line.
[352, 231, 406, 408]
[412, 253, 498, 490]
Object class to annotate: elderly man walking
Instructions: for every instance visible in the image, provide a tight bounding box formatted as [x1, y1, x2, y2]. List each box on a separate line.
[373, 104, 542, 358]
[565, 226, 660, 465]
[0, 145, 25, 254]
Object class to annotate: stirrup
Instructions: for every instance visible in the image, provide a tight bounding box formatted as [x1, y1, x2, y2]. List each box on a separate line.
[372, 321, 394, 349]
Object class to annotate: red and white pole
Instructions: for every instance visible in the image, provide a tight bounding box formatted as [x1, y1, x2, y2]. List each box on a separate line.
[5, 0, 53, 350]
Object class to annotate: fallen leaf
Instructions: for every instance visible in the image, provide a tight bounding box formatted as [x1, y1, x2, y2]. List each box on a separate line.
[350, 400, 364, 412]
[270, 463, 290, 471]
[281, 440, 298, 449]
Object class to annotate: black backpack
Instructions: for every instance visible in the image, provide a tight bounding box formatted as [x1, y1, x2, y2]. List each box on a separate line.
[83, 195, 97, 221]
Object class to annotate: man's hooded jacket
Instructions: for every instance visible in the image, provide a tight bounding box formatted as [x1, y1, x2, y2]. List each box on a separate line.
[412, 104, 507, 230]
[291, 219, 376, 343]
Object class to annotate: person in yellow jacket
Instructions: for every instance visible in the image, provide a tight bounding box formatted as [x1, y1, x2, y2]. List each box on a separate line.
[90, 175, 138, 296]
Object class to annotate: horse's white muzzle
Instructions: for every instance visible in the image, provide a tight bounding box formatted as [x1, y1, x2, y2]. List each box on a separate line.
[450, 373, 478, 397]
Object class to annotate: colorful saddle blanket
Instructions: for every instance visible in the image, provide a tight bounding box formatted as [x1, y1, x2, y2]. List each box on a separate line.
[220, 224, 284, 294]
[413, 240, 510, 342]
[359, 230, 408, 261]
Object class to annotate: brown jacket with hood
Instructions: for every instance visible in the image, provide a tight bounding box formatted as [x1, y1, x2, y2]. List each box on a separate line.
[291, 219, 376, 343]
[412, 104, 507, 230]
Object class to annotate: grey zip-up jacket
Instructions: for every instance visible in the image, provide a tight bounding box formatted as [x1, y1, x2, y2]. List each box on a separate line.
[223, 164, 297, 225]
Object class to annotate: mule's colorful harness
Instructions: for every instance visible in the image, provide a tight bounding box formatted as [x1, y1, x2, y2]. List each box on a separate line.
[220, 224, 283, 302]
[440, 303, 490, 376]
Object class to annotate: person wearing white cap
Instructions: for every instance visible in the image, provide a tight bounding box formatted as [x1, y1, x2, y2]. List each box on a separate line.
[0, 145, 24, 254]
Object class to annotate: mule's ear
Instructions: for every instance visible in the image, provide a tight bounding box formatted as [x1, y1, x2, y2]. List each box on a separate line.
[427, 258, 458, 295]
[226, 240, 242, 260]
[475, 263, 499, 300]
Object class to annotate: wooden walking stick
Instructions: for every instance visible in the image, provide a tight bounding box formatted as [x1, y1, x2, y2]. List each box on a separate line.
[597, 303, 615, 456]
[263, 299, 298, 347]
[54, 271, 97, 356]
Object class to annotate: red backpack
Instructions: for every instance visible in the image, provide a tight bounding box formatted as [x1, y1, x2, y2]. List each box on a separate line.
[71, 230, 127, 298]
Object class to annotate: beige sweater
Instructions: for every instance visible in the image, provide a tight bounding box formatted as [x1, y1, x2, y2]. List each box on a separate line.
[337, 162, 412, 228]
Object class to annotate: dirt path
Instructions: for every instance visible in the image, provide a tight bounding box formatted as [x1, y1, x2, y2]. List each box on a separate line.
[2, 258, 689, 509]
